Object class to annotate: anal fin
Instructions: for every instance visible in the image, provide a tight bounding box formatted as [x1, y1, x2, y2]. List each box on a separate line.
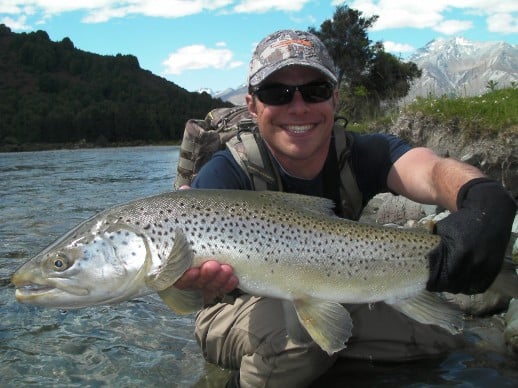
[388, 291, 464, 334]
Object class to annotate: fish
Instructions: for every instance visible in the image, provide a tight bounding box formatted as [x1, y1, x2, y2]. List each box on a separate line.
[12, 189, 464, 355]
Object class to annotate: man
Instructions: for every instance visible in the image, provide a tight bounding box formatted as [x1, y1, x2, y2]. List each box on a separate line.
[174, 30, 516, 387]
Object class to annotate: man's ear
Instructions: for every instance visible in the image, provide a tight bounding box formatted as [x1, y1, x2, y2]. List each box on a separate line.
[246, 94, 258, 117]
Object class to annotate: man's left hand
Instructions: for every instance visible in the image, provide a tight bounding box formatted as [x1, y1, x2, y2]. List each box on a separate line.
[427, 178, 517, 294]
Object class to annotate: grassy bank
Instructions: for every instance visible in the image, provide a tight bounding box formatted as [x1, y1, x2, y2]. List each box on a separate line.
[349, 87, 518, 136]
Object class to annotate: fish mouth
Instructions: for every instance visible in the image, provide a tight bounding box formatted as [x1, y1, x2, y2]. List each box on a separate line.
[14, 279, 89, 303]
[14, 283, 56, 299]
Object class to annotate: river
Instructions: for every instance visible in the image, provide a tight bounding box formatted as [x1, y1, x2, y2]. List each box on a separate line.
[0, 146, 516, 387]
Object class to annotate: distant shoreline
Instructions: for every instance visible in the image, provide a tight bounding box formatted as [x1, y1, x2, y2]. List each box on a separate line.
[0, 140, 180, 153]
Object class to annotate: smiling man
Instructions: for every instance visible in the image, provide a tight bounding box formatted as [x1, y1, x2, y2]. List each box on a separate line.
[174, 30, 516, 387]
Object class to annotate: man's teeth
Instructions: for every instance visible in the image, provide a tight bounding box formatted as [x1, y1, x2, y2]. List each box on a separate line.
[286, 125, 312, 133]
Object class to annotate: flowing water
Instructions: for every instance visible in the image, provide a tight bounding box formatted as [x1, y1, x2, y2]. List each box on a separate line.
[0, 147, 516, 387]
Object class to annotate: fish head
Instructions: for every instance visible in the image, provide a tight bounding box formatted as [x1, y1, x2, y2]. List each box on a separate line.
[12, 216, 150, 308]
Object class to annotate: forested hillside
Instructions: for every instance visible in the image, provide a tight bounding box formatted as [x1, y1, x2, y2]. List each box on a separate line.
[0, 24, 232, 148]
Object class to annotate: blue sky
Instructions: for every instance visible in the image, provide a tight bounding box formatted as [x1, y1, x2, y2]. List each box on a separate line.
[1, 1, 517, 93]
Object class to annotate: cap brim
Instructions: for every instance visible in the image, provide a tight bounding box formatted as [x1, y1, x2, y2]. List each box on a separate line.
[249, 58, 337, 86]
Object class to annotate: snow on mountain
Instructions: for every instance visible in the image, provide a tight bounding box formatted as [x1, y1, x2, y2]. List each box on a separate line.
[406, 37, 518, 100]
[213, 84, 247, 105]
[197, 88, 213, 95]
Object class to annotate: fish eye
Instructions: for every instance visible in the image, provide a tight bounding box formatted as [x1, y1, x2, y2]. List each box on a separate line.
[49, 253, 70, 272]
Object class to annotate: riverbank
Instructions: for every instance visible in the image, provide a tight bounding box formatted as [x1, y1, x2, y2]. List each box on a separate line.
[0, 140, 180, 153]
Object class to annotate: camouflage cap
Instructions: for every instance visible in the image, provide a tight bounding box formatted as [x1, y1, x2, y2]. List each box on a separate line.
[248, 30, 337, 87]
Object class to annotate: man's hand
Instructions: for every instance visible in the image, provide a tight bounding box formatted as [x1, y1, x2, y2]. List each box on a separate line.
[427, 178, 517, 294]
[174, 260, 239, 303]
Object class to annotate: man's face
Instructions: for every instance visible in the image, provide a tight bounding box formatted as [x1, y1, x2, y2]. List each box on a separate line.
[246, 66, 337, 173]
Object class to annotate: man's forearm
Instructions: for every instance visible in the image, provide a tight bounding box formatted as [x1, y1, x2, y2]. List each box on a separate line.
[430, 157, 485, 211]
[388, 147, 485, 210]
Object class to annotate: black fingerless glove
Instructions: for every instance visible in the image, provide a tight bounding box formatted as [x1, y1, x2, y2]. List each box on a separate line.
[426, 177, 517, 294]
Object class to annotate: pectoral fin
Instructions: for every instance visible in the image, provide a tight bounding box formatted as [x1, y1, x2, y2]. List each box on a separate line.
[157, 287, 204, 314]
[292, 298, 352, 355]
[147, 228, 193, 291]
[145, 228, 204, 313]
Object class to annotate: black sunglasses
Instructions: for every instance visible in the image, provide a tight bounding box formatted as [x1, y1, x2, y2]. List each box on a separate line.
[250, 81, 335, 105]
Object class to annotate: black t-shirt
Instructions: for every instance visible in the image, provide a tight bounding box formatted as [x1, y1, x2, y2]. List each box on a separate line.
[192, 132, 411, 209]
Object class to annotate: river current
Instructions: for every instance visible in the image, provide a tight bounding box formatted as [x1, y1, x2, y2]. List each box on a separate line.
[0, 146, 516, 387]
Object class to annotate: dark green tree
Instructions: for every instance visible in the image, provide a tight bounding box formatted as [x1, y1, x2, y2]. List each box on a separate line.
[309, 4, 378, 88]
[344, 46, 421, 120]
[309, 4, 421, 121]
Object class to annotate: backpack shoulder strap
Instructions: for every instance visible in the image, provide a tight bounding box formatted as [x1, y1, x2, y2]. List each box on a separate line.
[332, 120, 363, 220]
[227, 127, 281, 191]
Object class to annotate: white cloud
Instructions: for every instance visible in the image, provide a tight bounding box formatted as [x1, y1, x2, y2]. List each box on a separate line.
[1, 1, 234, 23]
[162, 44, 244, 74]
[434, 19, 473, 35]
[348, 1, 448, 30]
[0, 2, 22, 14]
[3, 0, 518, 38]
[2, 0, 310, 24]
[1, 15, 30, 30]
[80, 1, 236, 22]
[487, 13, 518, 34]
[383, 41, 415, 53]
[233, 0, 311, 13]
[346, 0, 518, 35]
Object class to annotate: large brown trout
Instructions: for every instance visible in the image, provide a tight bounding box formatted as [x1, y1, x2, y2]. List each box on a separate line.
[12, 189, 463, 354]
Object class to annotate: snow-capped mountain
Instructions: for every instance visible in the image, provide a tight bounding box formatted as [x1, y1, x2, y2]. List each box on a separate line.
[406, 37, 518, 99]
[213, 85, 247, 105]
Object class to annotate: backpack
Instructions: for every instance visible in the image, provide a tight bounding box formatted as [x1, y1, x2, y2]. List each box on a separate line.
[174, 106, 255, 189]
[174, 106, 363, 220]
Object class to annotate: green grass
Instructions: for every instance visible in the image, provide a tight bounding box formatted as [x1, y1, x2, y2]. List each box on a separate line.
[349, 87, 518, 136]
[405, 87, 518, 136]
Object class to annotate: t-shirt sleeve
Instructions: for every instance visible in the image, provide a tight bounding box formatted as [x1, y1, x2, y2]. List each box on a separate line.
[191, 149, 252, 190]
[350, 132, 411, 201]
